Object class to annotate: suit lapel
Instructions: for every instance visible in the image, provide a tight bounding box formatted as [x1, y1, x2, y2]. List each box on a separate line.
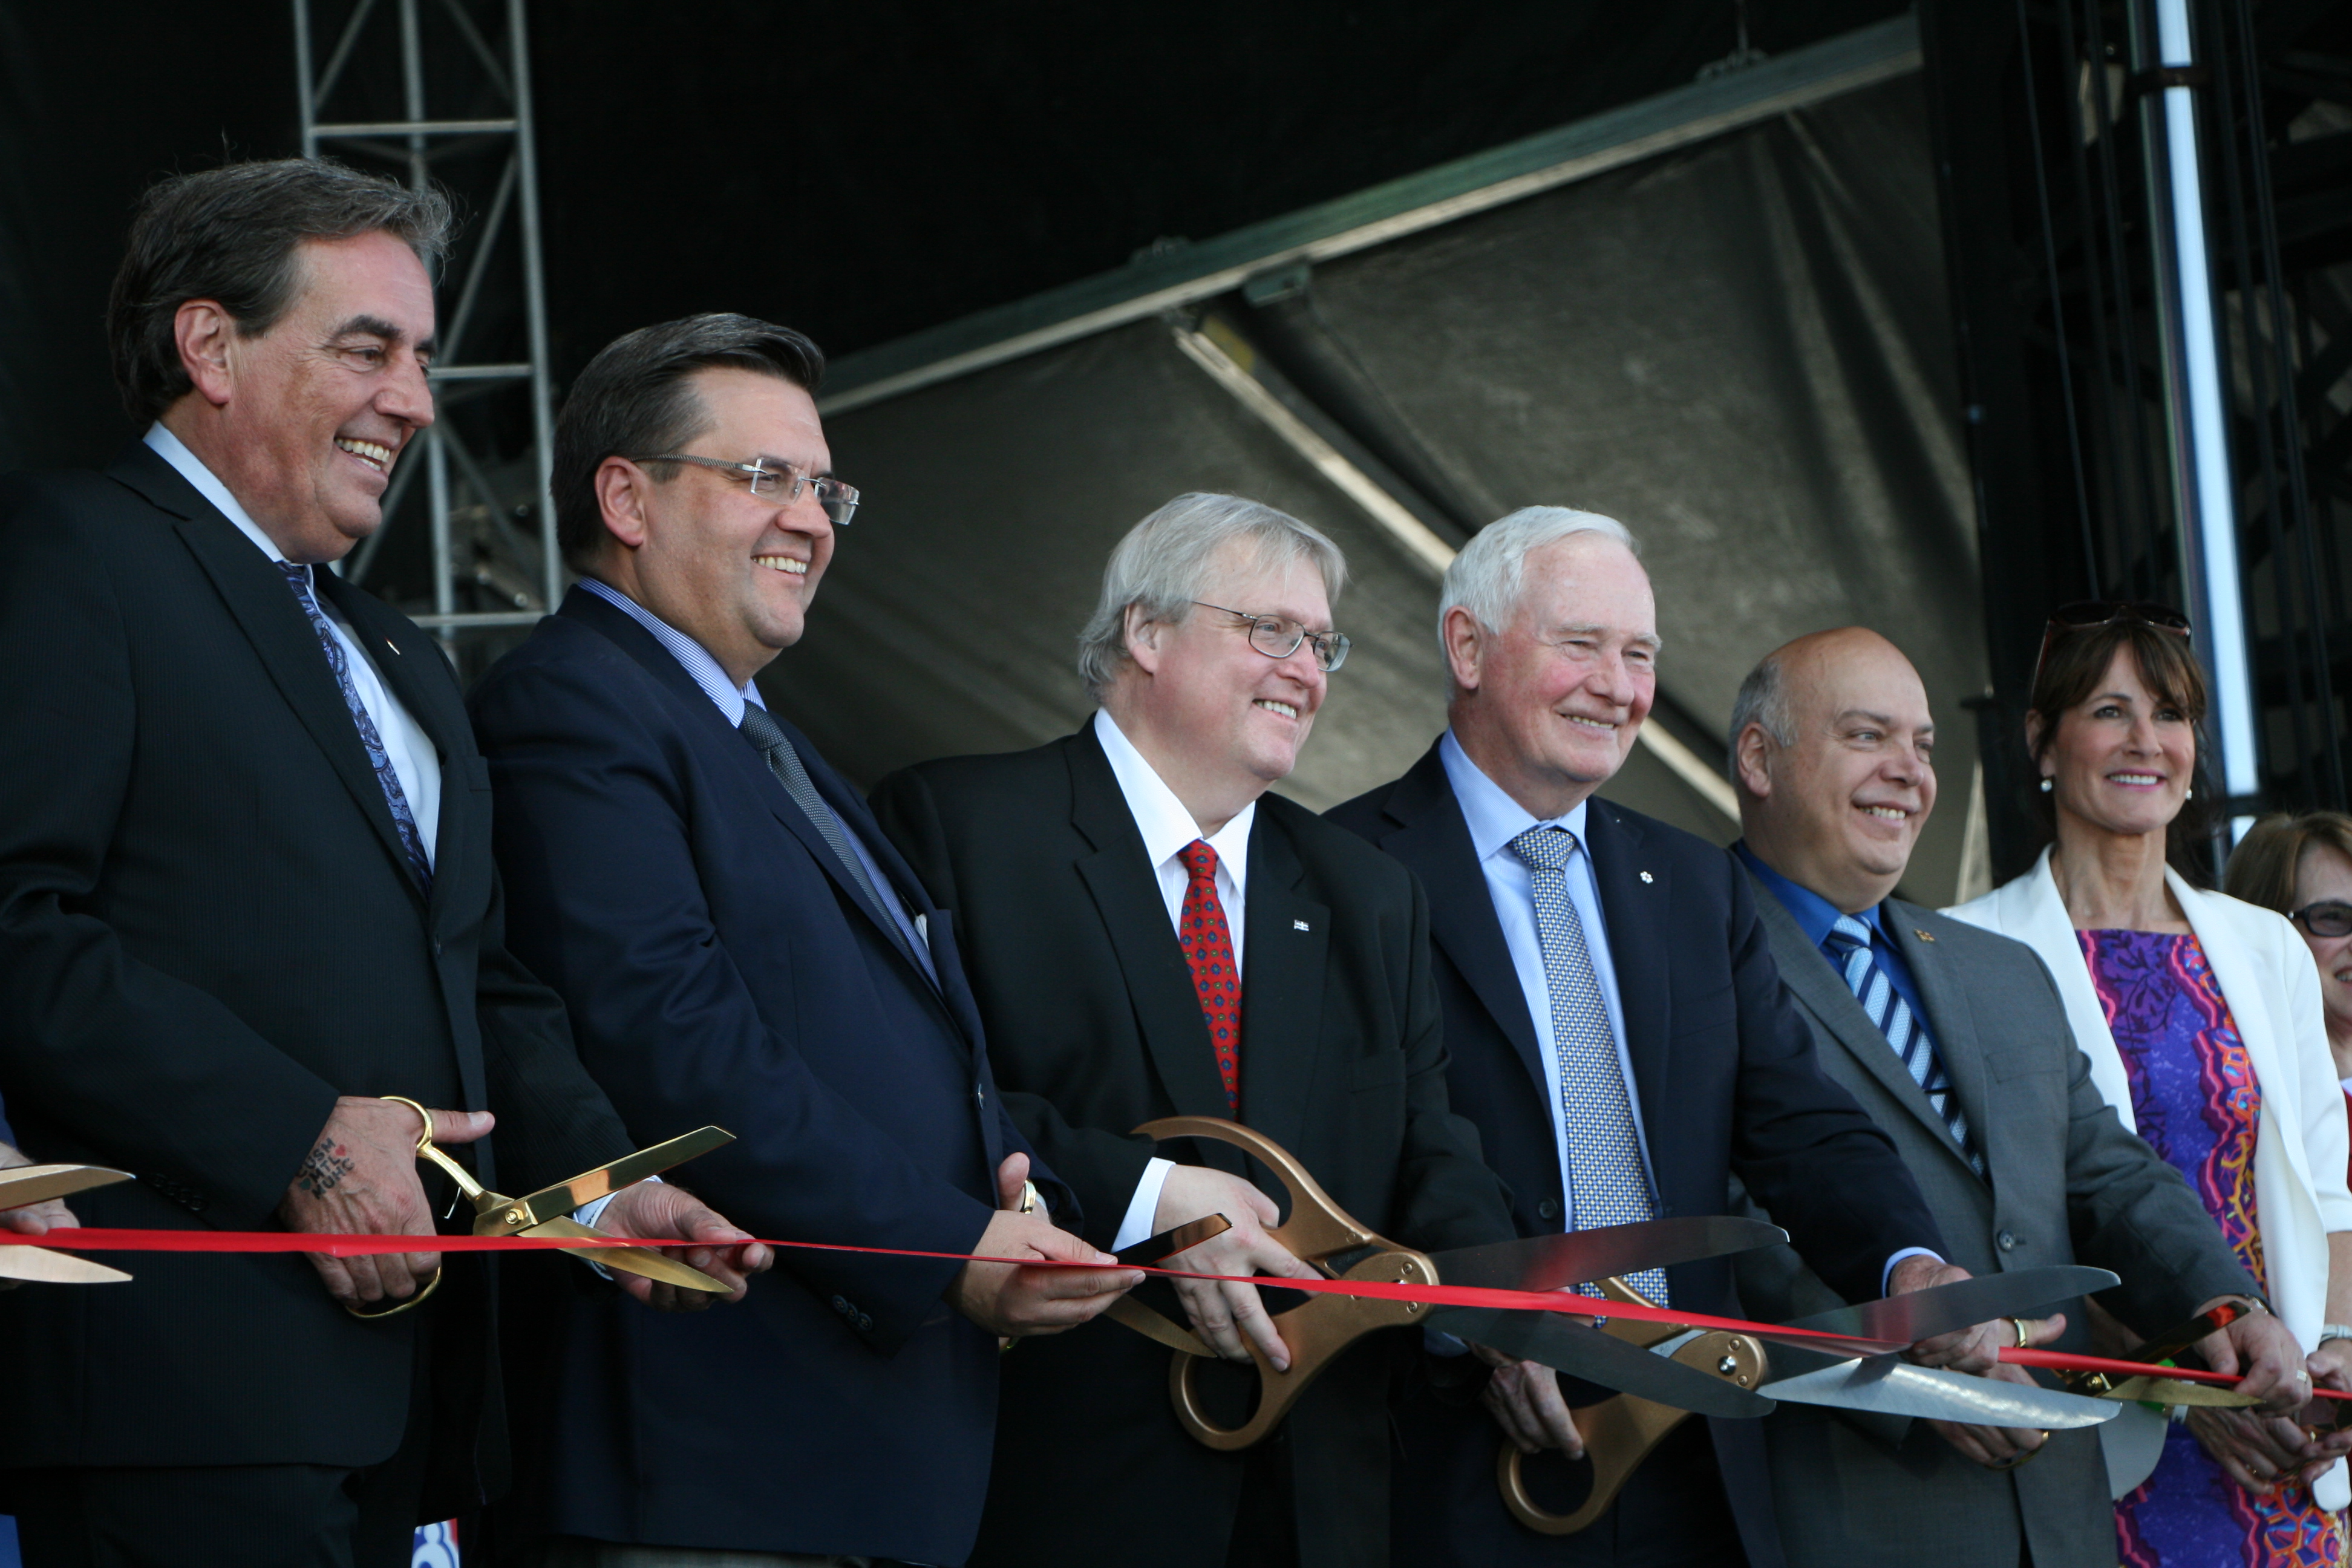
[1583, 802, 1672, 1126]
[1744, 870, 1980, 1178]
[561, 589, 936, 991]
[120, 451, 423, 906]
[1886, 903, 1991, 1176]
[1065, 730, 1234, 1119]
[1238, 811, 1328, 1156]
[1374, 742, 1549, 1105]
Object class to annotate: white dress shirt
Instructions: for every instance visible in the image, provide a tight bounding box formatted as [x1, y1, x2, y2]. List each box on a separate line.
[145, 423, 440, 866]
[1094, 709, 1255, 1251]
[1438, 730, 1658, 1219]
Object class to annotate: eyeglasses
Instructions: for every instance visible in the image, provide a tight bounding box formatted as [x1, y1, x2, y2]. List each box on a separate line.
[1191, 601, 1351, 672]
[626, 452, 860, 526]
[2292, 900, 2352, 939]
[2031, 599, 2192, 695]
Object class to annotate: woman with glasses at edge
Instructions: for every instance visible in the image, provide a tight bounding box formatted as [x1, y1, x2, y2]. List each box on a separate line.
[2226, 813, 2352, 1189]
[1947, 603, 2352, 1567]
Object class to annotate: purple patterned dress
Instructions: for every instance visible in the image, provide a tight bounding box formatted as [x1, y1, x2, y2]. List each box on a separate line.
[2083, 929, 2347, 1567]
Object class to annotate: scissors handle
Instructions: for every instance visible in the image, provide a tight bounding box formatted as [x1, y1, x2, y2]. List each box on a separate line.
[382, 1096, 491, 1204]
[1496, 1276, 1769, 1535]
[1132, 1116, 1397, 1263]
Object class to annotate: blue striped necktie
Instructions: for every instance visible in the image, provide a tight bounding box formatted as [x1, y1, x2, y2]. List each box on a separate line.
[1823, 915, 1984, 1178]
[279, 563, 433, 897]
[1509, 825, 1665, 1304]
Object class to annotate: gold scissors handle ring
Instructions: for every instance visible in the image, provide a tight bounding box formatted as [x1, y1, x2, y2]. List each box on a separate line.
[342, 1096, 454, 1321]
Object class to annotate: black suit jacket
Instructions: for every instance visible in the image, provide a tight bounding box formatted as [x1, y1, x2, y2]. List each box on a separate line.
[0, 444, 631, 1497]
[1327, 739, 1945, 1568]
[471, 587, 1062, 1564]
[871, 724, 1515, 1568]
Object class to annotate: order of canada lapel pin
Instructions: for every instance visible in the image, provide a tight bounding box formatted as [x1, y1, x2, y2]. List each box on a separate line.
[1639, 871, 1653, 884]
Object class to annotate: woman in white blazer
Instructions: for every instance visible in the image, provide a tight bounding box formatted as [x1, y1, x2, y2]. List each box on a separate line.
[1949, 604, 2352, 1564]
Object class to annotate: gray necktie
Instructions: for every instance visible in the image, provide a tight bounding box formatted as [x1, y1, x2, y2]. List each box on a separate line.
[1509, 825, 1664, 1304]
[737, 704, 920, 972]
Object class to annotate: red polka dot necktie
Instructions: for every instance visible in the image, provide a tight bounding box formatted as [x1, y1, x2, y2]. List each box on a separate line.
[1177, 840, 1242, 1115]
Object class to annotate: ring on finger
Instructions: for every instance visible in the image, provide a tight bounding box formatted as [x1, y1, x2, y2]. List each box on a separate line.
[2009, 1317, 2032, 1350]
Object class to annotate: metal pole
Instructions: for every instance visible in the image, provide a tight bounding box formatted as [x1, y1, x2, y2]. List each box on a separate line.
[2136, 0, 2258, 843]
[428, 429, 455, 648]
[292, 0, 319, 158]
[507, 0, 562, 615]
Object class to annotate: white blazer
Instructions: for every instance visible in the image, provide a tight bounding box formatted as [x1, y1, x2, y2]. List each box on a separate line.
[1950, 849, 2352, 1509]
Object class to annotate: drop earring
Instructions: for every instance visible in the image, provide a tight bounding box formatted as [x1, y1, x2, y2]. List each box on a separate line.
[2185, 786, 2194, 800]
[2040, 777, 2053, 792]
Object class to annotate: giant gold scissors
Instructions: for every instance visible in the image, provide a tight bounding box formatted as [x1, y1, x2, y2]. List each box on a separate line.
[1107, 1117, 1788, 1449]
[347, 1097, 737, 1319]
[1501, 1267, 2124, 1533]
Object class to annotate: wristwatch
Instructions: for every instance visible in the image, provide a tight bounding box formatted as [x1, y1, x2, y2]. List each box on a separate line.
[2318, 1324, 2352, 1346]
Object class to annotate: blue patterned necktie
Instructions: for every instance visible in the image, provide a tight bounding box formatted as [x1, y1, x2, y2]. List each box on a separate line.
[1823, 915, 1984, 1178]
[1509, 825, 1664, 1304]
[279, 564, 433, 897]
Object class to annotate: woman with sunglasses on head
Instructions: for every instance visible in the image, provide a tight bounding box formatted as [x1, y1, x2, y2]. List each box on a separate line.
[1949, 603, 2352, 1566]
[2227, 813, 2352, 1186]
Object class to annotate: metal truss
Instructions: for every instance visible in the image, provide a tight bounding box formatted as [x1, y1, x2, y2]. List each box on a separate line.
[292, 0, 561, 643]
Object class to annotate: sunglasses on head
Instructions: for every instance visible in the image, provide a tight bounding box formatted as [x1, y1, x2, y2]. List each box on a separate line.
[2031, 600, 2194, 697]
[2292, 901, 2352, 940]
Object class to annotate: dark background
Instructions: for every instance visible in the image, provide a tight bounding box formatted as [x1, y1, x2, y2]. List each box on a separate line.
[1, 1, 1905, 472]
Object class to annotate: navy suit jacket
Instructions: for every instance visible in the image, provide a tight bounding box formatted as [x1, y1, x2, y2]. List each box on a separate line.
[471, 587, 1067, 1564]
[1328, 740, 1944, 1568]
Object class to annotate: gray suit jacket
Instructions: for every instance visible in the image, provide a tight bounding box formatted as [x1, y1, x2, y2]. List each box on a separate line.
[1733, 874, 2253, 1568]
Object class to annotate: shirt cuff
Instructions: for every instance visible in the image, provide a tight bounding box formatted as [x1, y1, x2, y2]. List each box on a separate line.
[1884, 1246, 1942, 1295]
[1111, 1158, 1175, 1253]
[574, 1176, 661, 1280]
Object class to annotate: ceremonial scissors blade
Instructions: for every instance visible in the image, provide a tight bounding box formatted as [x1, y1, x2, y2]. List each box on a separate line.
[0, 1165, 138, 1285]
[353, 1098, 738, 1318]
[1423, 1216, 1788, 1294]
[0, 1163, 134, 1211]
[1757, 1342, 2118, 1428]
[1778, 1265, 2121, 1345]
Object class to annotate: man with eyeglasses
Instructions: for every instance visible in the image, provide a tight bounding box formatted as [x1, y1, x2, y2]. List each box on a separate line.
[468, 313, 1139, 1568]
[870, 492, 1524, 1568]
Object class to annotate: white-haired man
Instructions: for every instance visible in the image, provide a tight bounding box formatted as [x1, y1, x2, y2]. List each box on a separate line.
[1329, 509, 1979, 1568]
[871, 492, 1523, 1568]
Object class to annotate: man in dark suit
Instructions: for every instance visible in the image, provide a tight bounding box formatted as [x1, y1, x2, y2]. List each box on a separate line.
[871, 493, 1527, 1568]
[0, 161, 761, 1568]
[470, 313, 1137, 1568]
[1327, 509, 1980, 1568]
[1726, 627, 2310, 1568]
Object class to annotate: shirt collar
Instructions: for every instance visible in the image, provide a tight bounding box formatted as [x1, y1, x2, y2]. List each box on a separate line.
[1733, 840, 1886, 949]
[1438, 728, 1590, 863]
[1092, 709, 1253, 889]
[577, 576, 762, 725]
[144, 421, 288, 567]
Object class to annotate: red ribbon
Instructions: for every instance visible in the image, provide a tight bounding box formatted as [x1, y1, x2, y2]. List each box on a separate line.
[2002, 1344, 2352, 1403]
[12, 1229, 2331, 1399]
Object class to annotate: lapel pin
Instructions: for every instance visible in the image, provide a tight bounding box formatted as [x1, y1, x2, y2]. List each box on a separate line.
[1639, 871, 1653, 884]
[1293, 919, 1311, 932]
[1914, 929, 1936, 942]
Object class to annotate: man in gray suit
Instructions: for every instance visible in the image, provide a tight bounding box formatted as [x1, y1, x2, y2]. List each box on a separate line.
[1726, 626, 2309, 1567]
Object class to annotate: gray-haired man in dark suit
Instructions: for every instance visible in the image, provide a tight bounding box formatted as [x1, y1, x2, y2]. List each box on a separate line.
[1725, 626, 2311, 1568]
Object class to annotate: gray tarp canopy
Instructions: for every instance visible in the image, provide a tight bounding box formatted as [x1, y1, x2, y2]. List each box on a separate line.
[769, 19, 1988, 904]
